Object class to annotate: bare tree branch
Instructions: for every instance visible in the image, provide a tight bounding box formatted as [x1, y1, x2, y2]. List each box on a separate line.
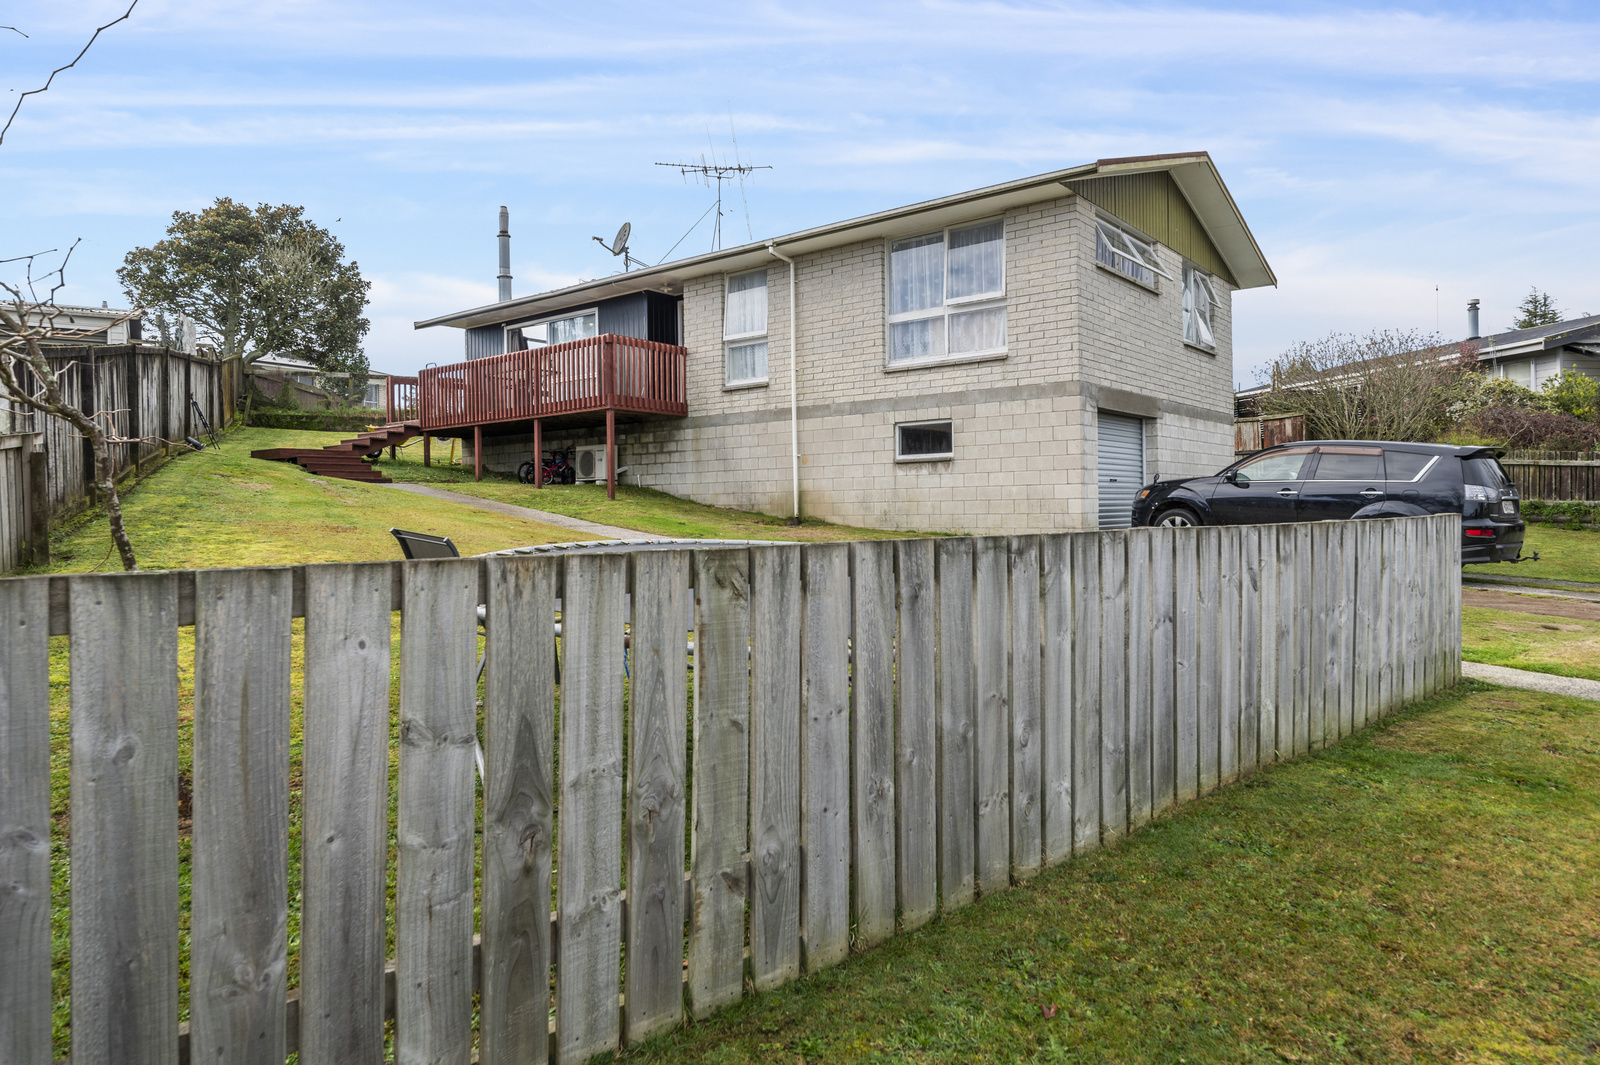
[2, 27, 28, 38]
[0, 1, 139, 148]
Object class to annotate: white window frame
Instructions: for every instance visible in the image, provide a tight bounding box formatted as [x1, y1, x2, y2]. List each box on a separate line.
[1094, 216, 1171, 289]
[895, 419, 955, 462]
[885, 218, 1007, 369]
[505, 306, 599, 350]
[724, 269, 770, 387]
[1182, 263, 1218, 352]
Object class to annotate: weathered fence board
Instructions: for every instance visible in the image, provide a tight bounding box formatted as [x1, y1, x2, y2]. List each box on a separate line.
[301, 564, 394, 1065]
[1040, 536, 1074, 863]
[483, 556, 557, 1063]
[1293, 524, 1314, 757]
[1238, 525, 1261, 777]
[69, 574, 180, 1065]
[974, 538, 1012, 890]
[1149, 529, 1177, 810]
[751, 547, 802, 988]
[191, 568, 293, 1065]
[1308, 523, 1330, 751]
[936, 538, 978, 905]
[895, 540, 939, 929]
[1071, 533, 1102, 853]
[559, 554, 627, 1055]
[801, 544, 851, 967]
[1196, 528, 1221, 793]
[1217, 527, 1242, 784]
[0, 577, 50, 1065]
[1174, 532, 1200, 801]
[851, 541, 898, 942]
[1099, 534, 1128, 840]
[396, 559, 479, 1065]
[689, 551, 749, 1017]
[1125, 531, 1153, 830]
[1009, 536, 1044, 874]
[626, 551, 689, 1040]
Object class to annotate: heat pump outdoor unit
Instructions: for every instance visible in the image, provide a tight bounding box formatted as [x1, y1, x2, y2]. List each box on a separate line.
[573, 445, 608, 483]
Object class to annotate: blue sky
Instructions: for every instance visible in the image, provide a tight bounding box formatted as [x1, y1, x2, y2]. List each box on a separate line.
[5, 1, 1600, 384]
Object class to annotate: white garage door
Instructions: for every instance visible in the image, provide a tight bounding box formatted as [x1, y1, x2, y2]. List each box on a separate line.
[1097, 413, 1145, 529]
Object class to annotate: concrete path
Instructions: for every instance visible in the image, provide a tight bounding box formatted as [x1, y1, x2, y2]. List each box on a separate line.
[386, 483, 663, 542]
[1462, 660, 1600, 702]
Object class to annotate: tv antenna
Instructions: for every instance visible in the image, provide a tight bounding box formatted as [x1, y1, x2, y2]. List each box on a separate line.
[591, 222, 646, 271]
[655, 155, 771, 251]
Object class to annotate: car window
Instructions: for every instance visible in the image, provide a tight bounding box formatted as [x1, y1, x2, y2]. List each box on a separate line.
[1462, 455, 1510, 488]
[1384, 451, 1434, 481]
[1236, 449, 1312, 482]
[1313, 452, 1383, 480]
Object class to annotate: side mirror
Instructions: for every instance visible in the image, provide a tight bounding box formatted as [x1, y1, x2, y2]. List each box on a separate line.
[1226, 470, 1247, 487]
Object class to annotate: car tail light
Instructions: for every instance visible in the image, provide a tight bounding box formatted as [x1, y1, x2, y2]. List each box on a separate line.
[1464, 528, 1496, 538]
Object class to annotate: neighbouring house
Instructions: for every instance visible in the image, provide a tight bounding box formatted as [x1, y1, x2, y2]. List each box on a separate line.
[0, 301, 144, 346]
[249, 353, 397, 411]
[413, 152, 1275, 532]
[1468, 305, 1600, 390]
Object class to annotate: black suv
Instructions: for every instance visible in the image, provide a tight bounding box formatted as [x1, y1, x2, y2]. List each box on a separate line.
[1130, 441, 1526, 564]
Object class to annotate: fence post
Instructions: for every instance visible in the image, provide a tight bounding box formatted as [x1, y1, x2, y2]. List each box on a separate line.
[27, 441, 47, 567]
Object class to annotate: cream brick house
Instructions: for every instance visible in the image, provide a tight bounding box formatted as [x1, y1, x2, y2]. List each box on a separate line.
[414, 152, 1275, 532]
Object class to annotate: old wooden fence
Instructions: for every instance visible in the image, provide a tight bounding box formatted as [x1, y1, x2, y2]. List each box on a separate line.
[0, 345, 238, 570]
[1500, 456, 1600, 503]
[0, 515, 1461, 1065]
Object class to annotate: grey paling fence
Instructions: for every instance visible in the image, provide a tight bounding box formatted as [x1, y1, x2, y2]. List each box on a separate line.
[0, 515, 1461, 1065]
[1500, 457, 1600, 503]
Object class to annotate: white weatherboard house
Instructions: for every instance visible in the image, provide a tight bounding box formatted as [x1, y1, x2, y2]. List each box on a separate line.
[415, 152, 1276, 532]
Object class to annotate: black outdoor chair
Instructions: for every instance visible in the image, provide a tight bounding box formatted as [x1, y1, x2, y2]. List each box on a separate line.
[390, 528, 460, 559]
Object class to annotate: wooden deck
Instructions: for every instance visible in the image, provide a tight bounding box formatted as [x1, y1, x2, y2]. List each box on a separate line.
[417, 334, 687, 433]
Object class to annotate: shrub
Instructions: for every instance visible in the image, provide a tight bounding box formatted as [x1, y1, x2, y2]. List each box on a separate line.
[1541, 370, 1600, 420]
[1466, 405, 1600, 450]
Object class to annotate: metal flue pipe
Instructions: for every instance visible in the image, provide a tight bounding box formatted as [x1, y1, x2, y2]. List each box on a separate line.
[497, 206, 512, 302]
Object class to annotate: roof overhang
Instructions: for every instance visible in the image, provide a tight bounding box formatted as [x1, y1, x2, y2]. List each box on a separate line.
[416, 152, 1274, 332]
[1475, 322, 1600, 360]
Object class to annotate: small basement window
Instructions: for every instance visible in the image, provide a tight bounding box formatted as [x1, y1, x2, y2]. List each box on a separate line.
[896, 420, 954, 461]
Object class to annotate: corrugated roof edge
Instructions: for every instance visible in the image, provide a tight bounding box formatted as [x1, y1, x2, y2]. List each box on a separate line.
[415, 152, 1275, 332]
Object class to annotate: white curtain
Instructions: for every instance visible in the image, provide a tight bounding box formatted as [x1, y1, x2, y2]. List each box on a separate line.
[727, 340, 768, 383]
[546, 312, 597, 346]
[947, 220, 1003, 300]
[890, 234, 944, 315]
[725, 271, 768, 337]
[1184, 268, 1215, 348]
[890, 318, 946, 362]
[949, 305, 1005, 354]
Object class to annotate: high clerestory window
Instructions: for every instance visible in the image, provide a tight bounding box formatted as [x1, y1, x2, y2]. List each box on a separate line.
[724, 270, 769, 386]
[887, 219, 1006, 365]
[1183, 264, 1218, 350]
[1095, 218, 1169, 288]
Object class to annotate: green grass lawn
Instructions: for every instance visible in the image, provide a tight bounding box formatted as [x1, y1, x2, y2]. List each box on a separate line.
[1461, 605, 1600, 682]
[621, 683, 1600, 1065]
[1465, 523, 1600, 586]
[33, 427, 595, 573]
[373, 437, 938, 542]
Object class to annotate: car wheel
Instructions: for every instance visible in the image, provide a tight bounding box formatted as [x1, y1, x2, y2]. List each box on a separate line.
[1155, 506, 1201, 528]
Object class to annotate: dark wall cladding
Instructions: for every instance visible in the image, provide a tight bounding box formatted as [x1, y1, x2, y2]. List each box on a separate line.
[597, 294, 647, 341]
[465, 324, 505, 361]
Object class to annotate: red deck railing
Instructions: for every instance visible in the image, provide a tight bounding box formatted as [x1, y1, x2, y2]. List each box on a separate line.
[417, 334, 687, 431]
[386, 376, 419, 423]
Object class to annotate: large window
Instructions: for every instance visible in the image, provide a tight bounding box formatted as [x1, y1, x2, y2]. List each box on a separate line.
[724, 270, 768, 385]
[1095, 218, 1170, 287]
[1183, 264, 1217, 349]
[888, 219, 1006, 365]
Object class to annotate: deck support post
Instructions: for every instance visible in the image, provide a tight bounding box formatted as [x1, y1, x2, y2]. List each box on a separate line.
[605, 408, 616, 501]
[532, 418, 542, 489]
[474, 425, 483, 482]
[423, 434, 430, 467]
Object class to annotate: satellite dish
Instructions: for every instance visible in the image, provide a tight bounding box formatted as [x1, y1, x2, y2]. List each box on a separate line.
[610, 222, 631, 257]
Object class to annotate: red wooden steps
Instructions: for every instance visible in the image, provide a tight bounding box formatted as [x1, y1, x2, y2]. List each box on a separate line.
[251, 421, 422, 483]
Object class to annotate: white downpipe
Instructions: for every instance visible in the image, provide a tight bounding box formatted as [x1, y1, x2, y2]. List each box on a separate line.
[766, 241, 799, 520]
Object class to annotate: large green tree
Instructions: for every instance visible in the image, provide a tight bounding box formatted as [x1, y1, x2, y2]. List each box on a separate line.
[118, 198, 371, 372]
